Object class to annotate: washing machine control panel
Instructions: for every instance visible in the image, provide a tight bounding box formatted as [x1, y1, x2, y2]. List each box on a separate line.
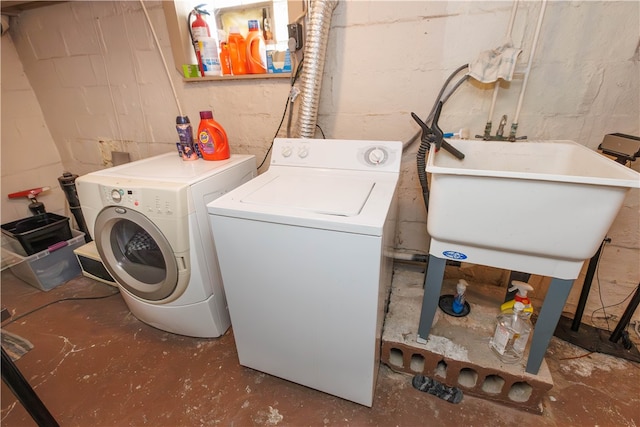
[102, 187, 140, 206]
[271, 138, 402, 172]
[100, 185, 182, 217]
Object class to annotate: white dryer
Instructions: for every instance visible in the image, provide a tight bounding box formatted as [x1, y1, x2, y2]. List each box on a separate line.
[77, 153, 256, 337]
[207, 138, 401, 406]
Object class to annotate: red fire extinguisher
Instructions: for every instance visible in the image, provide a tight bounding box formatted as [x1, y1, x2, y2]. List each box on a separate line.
[188, 4, 211, 77]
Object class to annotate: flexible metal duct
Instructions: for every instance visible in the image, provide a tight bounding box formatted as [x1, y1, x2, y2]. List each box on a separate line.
[294, 0, 338, 138]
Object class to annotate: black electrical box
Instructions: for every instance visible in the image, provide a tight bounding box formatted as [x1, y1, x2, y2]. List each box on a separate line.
[287, 23, 303, 50]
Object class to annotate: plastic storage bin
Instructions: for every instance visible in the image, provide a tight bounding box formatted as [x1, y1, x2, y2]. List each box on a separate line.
[1, 213, 72, 256]
[4, 230, 85, 291]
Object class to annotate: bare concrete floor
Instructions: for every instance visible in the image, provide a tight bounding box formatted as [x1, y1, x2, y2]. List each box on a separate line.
[1, 268, 639, 426]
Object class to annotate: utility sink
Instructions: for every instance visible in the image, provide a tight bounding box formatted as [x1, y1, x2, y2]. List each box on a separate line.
[426, 139, 640, 279]
[419, 139, 639, 375]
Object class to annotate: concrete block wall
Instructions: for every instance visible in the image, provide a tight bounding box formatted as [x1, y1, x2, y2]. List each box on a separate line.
[323, 0, 639, 253]
[3, 1, 638, 322]
[1, 34, 67, 222]
[7, 0, 291, 179]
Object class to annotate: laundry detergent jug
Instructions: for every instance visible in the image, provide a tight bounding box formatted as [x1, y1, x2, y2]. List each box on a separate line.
[197, 110, 230, 160]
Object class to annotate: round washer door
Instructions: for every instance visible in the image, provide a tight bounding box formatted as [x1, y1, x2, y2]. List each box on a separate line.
[94, 206, 179, 301]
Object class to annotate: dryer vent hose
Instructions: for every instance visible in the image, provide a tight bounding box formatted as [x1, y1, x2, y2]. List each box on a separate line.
[294, 0, 338, 138]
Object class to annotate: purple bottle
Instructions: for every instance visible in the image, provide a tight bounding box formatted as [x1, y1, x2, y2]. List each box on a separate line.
[176, 116, 198, 161]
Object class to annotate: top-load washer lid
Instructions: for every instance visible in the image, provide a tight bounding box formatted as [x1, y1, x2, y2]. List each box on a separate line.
[208, 138, 402, 236]
[208, 168, 399, 236]
[241, 174, 374, 217]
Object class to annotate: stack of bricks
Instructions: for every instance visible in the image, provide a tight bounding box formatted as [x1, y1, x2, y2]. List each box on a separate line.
[381, 266, 554, 414]
[380, 339, 553, 413]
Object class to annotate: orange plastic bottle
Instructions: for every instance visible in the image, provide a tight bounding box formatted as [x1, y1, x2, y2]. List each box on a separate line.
[219, 42, 232, 75]
[227, 26, 247, 75]
[217, 30, 232, 75]
[197, 111, 230, 160]
[246, 20, 266, 74]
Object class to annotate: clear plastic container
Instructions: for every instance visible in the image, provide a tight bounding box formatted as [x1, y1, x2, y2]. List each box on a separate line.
[489, 301, 532, 363]
[4, 230, 85, 291]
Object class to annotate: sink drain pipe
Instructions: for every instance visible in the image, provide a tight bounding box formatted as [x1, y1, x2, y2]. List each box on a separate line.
[392, 251, 429, 264]
[293, 0, 338, 138]
[413, 64, 469, 212]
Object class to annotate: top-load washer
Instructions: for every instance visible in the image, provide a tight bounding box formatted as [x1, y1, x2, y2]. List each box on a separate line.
[207, 138, 401, 406]
[77, 153, 256, 337]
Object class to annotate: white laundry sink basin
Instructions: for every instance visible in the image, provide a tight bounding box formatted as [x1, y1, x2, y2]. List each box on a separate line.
[426, 139, 640, 279]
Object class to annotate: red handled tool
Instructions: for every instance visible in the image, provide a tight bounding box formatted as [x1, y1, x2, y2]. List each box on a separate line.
[8, 186, 50, 215]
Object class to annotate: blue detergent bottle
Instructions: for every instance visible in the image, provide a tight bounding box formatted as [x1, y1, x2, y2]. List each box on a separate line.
[452, 280, 468, 314]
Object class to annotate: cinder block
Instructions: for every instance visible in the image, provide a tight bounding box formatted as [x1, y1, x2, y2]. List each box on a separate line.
[381, 340, 551, 413]
[382, 265, 554, 414]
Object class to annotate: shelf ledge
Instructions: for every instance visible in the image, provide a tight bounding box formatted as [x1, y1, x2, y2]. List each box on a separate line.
[183, 73, 291, 82]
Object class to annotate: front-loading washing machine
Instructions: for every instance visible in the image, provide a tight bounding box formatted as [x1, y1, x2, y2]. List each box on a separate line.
[77, 153, 256, 337]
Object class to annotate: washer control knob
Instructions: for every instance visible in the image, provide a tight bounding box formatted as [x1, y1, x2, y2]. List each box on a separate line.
[111, 189, 122, 203]
[281, 146, 293, 157]
[367, 147, 387, 165]
[298, 147, 309, 158]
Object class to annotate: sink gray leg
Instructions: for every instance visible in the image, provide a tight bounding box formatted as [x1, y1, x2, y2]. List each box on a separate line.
[525, 277, 574, 374]
[417, 255, 446, 343]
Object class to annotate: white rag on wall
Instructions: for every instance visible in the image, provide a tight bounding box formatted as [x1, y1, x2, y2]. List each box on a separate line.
[467, 43, 522, 83]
